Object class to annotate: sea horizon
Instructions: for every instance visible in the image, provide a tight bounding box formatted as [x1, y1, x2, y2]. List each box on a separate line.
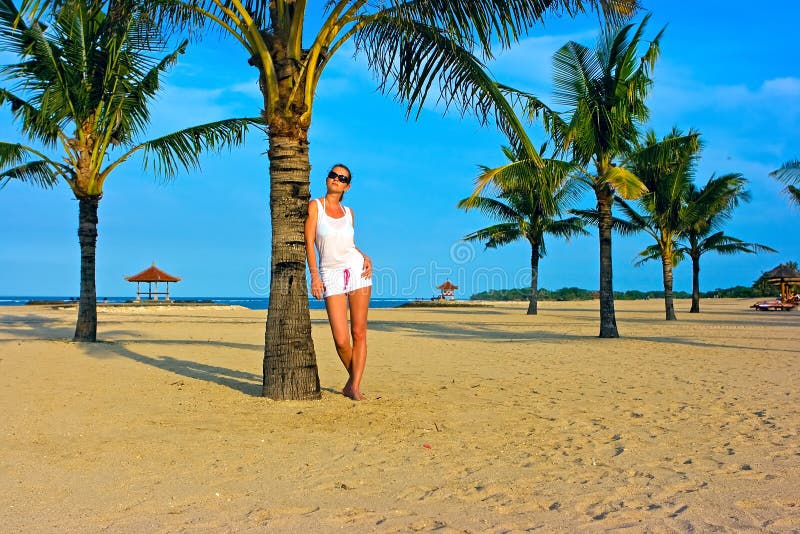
[0, 296, 418, 310]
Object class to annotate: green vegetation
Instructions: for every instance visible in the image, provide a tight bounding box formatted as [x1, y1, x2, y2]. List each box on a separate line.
[471, 285, 776, 302]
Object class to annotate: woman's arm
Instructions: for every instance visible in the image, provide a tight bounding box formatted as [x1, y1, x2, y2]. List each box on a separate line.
[305, 200, 324, 299]
[350, 209, 373, 278]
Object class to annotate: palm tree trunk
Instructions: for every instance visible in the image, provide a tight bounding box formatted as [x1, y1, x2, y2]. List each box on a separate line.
[527, 241, 540, 315]
[597, 192, 619, 337]
[74, 196, 99, 342]
[689, 254, 701, 313]
[661, 251, 677, 320]
[262, 133, 321, 400]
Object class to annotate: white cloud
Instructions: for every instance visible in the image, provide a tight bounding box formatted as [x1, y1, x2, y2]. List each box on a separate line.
[228, 80, 263, 100]
[490, 30, 599, 90]
[761, 77, 800, 97]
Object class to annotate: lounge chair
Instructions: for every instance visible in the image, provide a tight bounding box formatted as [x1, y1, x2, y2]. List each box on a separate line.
[750, 299, 797, 311]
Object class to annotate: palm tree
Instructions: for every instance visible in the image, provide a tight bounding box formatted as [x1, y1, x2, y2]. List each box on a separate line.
[770, 159, 800, 207]
[458, 146, 587, 315]
[0, 0, 259, 341]
[113, 0, 638, 399]
[674, 174, 775, 313]
[616, 128, 701, 320]
[524, 15, 663, 337]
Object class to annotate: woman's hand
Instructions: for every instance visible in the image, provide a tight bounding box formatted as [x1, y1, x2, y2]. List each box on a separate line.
[362, 255, 372, 278]
[310, 273, 324, 300]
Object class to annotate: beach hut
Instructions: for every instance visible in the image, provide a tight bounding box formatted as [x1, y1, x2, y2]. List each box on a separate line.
[763, 264, 800, 303]
[436, 280, 458, 300]
[125, 263, 181, 302]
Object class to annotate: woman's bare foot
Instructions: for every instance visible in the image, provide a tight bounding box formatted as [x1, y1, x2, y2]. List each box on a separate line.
[342, 381, 366, 401]
[342, 379, 353, 398]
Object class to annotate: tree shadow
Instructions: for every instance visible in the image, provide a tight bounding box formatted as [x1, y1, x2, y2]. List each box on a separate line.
[0, 313, 75, 340]
[368, 318, 798, 353]
[368, 320, 589, 341]
[79, 337, 263, 397]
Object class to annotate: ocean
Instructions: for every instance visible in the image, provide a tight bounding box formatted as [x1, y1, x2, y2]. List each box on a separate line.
[0, 296, 414, 310]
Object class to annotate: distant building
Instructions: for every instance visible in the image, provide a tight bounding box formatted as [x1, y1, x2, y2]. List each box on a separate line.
[125, 263, 181, 301]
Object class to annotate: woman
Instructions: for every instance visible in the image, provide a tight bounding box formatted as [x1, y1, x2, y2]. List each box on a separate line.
[305, 163, 373, 400]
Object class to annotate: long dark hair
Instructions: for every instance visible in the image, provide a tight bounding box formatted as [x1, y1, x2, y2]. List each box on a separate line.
[330, 163, 351, 201]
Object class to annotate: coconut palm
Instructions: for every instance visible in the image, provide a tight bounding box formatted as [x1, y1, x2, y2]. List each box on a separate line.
[0, 0, 259, 341]
[770, 159, 800, 207]
[458, 146, 587, 315]
[523, 14, 663, 337]
[673, 174, 775, 313]
[100, 0, 637, 399]
[615, 128, 701, 320]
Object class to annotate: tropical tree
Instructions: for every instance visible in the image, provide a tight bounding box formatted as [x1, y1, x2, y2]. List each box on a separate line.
[108, 0, 638, 399]
[675, 174, 775, 313]
[524, 15, 663, 337]
[615, 128, 701, 320]
[770, 159, 800, 207]
[459, 146, 587, 315]
[0, 0, 259, 341]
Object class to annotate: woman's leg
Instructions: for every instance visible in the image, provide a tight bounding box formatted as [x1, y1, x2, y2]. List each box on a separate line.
[347, 286, 371, 400]
[324, 294, 353, 393]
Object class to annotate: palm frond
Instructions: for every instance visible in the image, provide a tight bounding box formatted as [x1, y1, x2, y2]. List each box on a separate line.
[546, 216, 589, 240]
[787, 185, 800, 206]
[611, 214, 643, 236]
[614, 196, 649, 230]
[571, 207, 601, 226]
[105, 39, 190, 145]
[457, 194, 522, 223]
[550, 16, 663, 170]
[462, 222, 524, 249]
[355, 10, 537, 158]
[0, 140, 37, 167]
[633, 243, 661, 266]
[0, 0, 35, 52]
[130, 117, 262, 180]
[711, 242, 776, 255]
[552, 40, 600, 110]
[0, 159, 63, 188]
[678, 230, 776, 257]
[769, 160, 800, 207]
[471, 157, 536, 197]
[604, 164, 646, 199]
[378, 0, 639, 56]
[571, 207, 637, 235]
[770, 159, 800, 184]
[683, 172, 750, 233]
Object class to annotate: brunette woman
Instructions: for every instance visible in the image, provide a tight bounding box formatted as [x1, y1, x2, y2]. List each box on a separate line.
[305, 163, 372, 400]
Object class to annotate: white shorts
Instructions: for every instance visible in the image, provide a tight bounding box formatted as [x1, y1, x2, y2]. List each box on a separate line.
[321, 260, 372, 298]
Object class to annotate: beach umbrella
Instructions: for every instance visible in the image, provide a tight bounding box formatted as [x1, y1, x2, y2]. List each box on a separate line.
[762, 265, 800, 301]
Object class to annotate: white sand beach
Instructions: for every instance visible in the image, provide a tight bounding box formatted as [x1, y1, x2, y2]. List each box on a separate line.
[1, 299, 798, 531]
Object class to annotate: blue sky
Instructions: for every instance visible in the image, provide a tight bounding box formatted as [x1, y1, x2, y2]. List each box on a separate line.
[1, 3, 798, 299]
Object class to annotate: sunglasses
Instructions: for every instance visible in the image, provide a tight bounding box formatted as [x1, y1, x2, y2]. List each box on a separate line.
[327, 171, 351, 184]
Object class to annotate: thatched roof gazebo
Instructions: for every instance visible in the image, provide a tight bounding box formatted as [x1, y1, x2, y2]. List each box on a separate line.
[125, 263, 181, 302]
[436, 280, 458, 300]
[763, 264, 800, 302]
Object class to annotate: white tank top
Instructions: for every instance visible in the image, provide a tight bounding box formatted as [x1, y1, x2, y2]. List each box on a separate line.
[314, 199, 360, 270]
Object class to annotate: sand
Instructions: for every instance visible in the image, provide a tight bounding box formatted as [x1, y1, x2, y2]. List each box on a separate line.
[1, 299, 798, 532]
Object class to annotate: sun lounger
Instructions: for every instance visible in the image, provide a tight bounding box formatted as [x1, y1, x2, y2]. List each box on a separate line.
[750, 300, 797, 311]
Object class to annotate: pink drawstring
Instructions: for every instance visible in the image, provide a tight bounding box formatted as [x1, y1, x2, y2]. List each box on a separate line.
[343, 268, 351, 291]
